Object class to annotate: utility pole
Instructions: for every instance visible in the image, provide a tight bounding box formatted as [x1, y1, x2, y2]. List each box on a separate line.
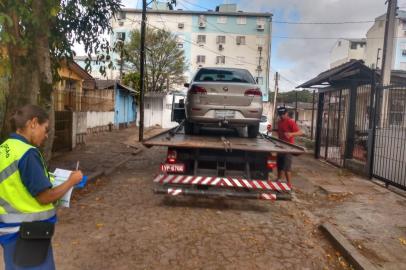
[139, 0, 147, 142]
[269, 72, 279, 127]
[380, 0, 397, 126]
[381, 0, 397, 85]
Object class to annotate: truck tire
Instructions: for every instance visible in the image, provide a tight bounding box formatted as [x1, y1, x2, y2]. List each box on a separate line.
[248, 124, 259, 138]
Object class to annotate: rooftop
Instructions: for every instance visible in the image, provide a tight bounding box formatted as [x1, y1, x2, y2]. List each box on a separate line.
[120, 8, 272, 18]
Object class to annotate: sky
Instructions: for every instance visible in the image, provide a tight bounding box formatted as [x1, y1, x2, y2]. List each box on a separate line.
[120, 0, 393, 91]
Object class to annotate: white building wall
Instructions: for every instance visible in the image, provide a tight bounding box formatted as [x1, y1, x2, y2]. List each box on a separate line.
[330, 39, 366, 68]
[86, 111, 114, 128]
[365, 17, 385, 69]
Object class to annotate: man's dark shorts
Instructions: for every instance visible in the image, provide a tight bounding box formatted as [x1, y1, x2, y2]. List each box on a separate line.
[277, 153, 292, 171]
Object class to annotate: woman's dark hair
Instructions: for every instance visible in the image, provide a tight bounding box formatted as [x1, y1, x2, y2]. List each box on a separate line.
[10, 104, 49, 131]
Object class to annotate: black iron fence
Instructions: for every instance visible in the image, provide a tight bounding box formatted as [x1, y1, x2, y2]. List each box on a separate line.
[371, 85, 406, 190]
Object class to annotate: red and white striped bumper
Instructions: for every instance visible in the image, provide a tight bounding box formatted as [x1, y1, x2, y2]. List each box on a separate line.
[153, 174, 292, 192]
[153, 174, 292, 201]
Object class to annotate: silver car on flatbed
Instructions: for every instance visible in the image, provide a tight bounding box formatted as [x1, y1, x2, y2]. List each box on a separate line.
[184, 67, 263, 138]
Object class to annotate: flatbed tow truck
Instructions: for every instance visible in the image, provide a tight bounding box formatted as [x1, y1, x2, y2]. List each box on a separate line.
[142, 94, 305, 201]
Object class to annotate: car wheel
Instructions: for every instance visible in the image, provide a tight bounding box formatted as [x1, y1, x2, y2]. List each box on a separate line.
[184, 120, 193, 135]
[247, 124, 259, 138]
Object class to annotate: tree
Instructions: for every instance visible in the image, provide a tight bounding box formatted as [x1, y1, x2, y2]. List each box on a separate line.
[122, 72, 141, 100]
[268, 90, 314, 104]
[125, 27, 187, 93]
[0, 0, 121, 156]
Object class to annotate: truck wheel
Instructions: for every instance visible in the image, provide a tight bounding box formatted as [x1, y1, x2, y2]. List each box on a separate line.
[184, 120, 193, 134]
[247, 124, 259, 138]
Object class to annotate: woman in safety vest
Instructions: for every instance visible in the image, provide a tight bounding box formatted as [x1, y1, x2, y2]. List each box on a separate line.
[0, 104, 83, 269]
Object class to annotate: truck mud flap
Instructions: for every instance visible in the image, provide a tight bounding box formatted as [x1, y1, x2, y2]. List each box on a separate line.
[154, 186, 292, 201]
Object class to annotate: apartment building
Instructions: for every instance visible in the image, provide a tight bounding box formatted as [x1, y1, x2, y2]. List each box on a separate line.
[109, 2, 272, 101]
[330, 38, 366, 68]
[365, 10, 406, 70]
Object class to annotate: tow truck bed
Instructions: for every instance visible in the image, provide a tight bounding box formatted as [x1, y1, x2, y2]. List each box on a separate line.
[143, 128, 305, 154]
[143, 127, 305, 201]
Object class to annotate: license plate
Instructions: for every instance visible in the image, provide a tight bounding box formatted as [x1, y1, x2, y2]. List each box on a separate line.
[215, 110, 235, 119]
[160, 163, 185, 173]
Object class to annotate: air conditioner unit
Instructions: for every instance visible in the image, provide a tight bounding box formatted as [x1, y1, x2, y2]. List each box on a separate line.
[199, 22, 206, 28]
[218, 44, 224, 51]
[258, 46, 263, 52]
[118, 21, 124, 26]
[178, 23, 184, 29]
[257, 24, 264, 30]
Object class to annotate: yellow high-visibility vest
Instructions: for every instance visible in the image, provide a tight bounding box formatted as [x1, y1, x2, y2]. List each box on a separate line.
[0, 138, 55, 223]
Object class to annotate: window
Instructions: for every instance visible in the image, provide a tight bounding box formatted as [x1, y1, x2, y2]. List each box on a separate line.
[217, 16, 227, 24]
[350, 43, 357, 50]
[178, 43, 183, 48]
[197, 35, 206, 43]
[338, 41, 342, 47]
[236, 36, 246, 45]
[117, 11, 126, 20]
[194, 68, 255, 83]
[216, 35, 226, 44]
[116, 32, 126, 41]
[402, 49, 406, 56]
[178, 22, 184, 29]
[257, 17, 266, 25]
[197, 55, 206, 63]
[256, 77, 264, 85]
[256, 36, 265, 45]
[216, 56, 225, 64]
[403, 20, 406, 30]
[237, 16, 247, 25]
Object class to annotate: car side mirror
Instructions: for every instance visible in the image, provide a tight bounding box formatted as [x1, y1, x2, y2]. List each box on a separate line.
[184, 83, 190, 88]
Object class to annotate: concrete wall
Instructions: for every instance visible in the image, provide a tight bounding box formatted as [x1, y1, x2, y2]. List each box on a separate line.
[72, 112, 87, 148]
[86, 111, 114, 128]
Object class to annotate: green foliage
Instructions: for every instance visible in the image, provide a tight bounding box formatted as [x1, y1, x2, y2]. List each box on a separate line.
[124, 27, 187, 92]
[122, 72, 141, 100]
[0, 0, 122, 81]
[268, 90, 315, 104]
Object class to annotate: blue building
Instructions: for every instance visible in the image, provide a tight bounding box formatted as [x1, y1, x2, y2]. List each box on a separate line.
[110, 2, 272, 101]
[114, 82, 137, 127]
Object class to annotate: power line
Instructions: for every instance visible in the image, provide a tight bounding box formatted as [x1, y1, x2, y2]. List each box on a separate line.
[180, 0, 383, 25]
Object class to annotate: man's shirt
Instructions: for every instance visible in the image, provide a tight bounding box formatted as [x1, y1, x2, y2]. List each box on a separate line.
[277, 118, 299, 144]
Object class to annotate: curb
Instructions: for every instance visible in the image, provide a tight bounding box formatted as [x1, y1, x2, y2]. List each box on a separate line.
[319, 223, 378, 270]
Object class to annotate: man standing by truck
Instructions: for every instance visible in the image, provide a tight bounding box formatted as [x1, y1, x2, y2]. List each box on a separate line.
[275, 107, 303, 186]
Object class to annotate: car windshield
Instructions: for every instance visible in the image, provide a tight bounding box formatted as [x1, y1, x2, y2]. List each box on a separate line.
[194, 69, 256, 83]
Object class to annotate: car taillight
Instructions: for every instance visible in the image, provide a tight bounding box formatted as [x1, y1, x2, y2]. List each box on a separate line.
[189, 85, 207, 95]
[244, 88, 262, 97]
[167, 149, 177, 164]
[267, 153, 277, 169]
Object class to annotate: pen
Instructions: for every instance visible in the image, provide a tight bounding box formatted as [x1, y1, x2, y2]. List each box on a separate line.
[76, 161, 79, 170]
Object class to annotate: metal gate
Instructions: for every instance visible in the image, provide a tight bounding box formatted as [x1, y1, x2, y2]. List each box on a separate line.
[319, 88, 350, 166]
[372, 85, 406, 190]
[53, 111, 73, 152]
